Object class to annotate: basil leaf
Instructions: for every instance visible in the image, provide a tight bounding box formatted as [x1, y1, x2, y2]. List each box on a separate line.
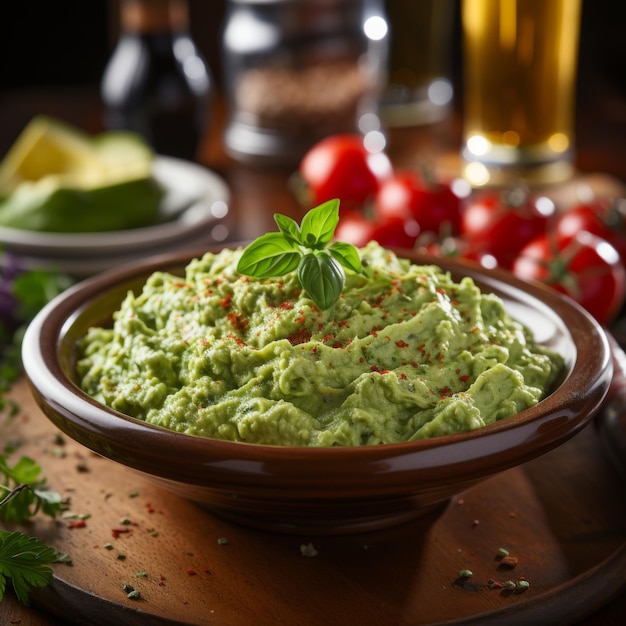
[298, 251, 345, 309]
[274, 213, 302, 245]
[236, 232, 301, 278]
[300, 199, 340, 248]
[328, 241, 363, 274]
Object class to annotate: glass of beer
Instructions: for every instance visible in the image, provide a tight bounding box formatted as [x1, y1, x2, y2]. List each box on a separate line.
[461, 0, 582, 186]
[381, 0, 455, 127]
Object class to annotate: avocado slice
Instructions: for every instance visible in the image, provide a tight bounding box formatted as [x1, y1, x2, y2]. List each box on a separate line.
[0, 116, 164, 232]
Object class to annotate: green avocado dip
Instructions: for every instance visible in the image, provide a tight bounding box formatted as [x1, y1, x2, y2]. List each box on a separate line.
[77, 242, 564, 446]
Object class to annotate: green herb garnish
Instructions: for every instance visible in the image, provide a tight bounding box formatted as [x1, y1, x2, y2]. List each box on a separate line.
[0, 453, 64, 605]
[1, 262, 73, 415]
[236, 199, 362, 309]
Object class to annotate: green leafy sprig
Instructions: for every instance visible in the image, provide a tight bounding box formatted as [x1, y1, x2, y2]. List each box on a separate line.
[1, 263, 73, 415]
[0, 453, 64, 605]
[236, 199, 362, 309]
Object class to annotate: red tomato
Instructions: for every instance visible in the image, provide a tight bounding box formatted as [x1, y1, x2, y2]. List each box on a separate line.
[298, 134, 393, 211]
[461, 189, 555, 269]
[554, 198, 626, 263]
[512, 230, 626, 325]
[335, 211, 419, 249]
[374, 171, 467, 236]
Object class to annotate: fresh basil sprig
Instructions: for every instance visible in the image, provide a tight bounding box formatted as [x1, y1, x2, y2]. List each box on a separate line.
[236, 199, 362, 309]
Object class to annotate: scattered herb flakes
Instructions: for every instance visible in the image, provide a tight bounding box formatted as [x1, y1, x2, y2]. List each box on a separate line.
[518, 579, 530, 590]
[45, 446, 66, 459]
[135, 571, 148, 578]
[122, 583, 141, 599]
[55, 552, 73, 566]
[119, 517, 133, 525]
[458, 569, 473, 578]
[497, 547, 509, 557]
[217, 537, 229, 546]
[128, 491, 139, 498]
[75, 461, 89, 473]
[103, 543, 114, 550]
[117, 553, 127, 561]
[300, 542, 319, 558]
[502, 580, 517, 591]
[61, 511, 91, 521]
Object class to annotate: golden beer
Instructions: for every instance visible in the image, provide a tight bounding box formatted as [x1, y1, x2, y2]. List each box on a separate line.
[461, 0, 581, 185]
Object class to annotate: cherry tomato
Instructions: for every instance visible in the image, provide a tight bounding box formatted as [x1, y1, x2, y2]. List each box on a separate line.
[512, 230, 626, 325]
[374, 171, 467, 236]
[554, 198, 626, 263]
[335, 211, 419, 249]
[298, 134, 393, 211]
[461, 188, 555, 269]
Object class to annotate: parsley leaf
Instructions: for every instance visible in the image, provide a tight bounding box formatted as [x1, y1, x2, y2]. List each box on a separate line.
[0, 454, 64, 605]
[236, 199, 362, 309]
[0, 455, 64, 523]
[0, 530, 57, 605]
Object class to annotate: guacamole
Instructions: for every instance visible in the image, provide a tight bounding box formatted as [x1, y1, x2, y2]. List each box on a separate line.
[77, 242, 564, 446]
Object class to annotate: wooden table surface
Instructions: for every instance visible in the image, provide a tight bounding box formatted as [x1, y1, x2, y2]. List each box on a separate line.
[2, 83, 626, 624]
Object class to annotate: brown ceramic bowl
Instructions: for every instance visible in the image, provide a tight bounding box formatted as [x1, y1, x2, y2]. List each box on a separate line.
[22, 248, 613, 534]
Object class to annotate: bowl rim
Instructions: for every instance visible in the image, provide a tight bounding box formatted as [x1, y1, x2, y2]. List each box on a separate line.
[21, 247, 613, 492]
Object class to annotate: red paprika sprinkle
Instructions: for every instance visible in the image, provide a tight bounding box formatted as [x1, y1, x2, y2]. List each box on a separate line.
[227, 312, 249, 331]
[287, 328, 312, 345]
[395, 340, 409, 348]
[219, 294, 232, 308]
[67, 520, 87, 529]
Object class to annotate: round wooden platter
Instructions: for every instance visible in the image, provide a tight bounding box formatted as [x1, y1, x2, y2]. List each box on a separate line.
[2, 377, 626, 626]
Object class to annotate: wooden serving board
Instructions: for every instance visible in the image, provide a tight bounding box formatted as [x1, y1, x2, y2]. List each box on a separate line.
[2, 377, 626, 626]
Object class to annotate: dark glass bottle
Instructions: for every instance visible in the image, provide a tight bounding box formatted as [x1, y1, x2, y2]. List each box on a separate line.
[101, 0, 212, 161]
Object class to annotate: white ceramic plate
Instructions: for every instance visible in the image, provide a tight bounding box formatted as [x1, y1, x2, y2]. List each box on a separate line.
[0, 156, 230, 267]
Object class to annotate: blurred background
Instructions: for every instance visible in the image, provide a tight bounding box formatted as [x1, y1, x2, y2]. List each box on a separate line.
[1, 0, 624, 182]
